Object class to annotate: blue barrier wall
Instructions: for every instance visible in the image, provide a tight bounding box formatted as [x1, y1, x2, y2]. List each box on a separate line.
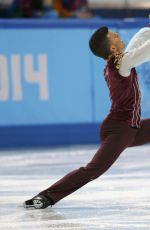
[0, 18, 149, 149]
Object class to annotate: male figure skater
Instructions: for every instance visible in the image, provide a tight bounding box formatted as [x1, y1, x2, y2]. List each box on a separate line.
[24, 22, 150, 209]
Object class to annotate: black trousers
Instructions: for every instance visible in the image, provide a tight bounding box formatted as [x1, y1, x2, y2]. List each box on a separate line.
[39, 118, 150, 204]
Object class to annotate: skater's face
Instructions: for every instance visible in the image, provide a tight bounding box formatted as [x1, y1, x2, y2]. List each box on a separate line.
[107, 30, 125, 55]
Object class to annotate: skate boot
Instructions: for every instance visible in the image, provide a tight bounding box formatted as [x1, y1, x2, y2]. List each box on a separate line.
[23, 194, 53, 209]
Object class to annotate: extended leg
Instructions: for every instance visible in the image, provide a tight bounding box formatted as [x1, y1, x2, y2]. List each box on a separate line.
[24, 121, 137, 208]
[38, 128, 136, 205]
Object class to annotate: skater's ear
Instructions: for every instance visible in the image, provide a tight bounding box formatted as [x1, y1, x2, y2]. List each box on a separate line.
[110, 45, 118, 55]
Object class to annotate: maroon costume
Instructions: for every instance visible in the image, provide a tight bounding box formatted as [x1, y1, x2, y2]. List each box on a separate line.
[39, 57, 150, 205]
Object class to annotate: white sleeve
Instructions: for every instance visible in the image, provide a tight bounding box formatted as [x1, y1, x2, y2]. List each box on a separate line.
[119, 40, 150, 77]
[125, 27, 150, 52]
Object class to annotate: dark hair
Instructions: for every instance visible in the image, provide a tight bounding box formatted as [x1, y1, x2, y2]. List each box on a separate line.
[89, 26, 110, 60]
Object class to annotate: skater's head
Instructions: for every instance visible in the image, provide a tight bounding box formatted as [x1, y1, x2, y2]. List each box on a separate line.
[89, 26, 125, 60]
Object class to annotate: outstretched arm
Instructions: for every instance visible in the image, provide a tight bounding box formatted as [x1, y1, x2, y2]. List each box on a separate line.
[119, 21, 150, 77]
[125, 27, 150, 51]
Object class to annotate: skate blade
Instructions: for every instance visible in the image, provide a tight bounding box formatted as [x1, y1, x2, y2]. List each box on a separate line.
[23, 202, 36, 209]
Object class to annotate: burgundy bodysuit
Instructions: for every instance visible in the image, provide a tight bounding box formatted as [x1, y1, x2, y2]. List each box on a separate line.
[38, 59, 150, 206]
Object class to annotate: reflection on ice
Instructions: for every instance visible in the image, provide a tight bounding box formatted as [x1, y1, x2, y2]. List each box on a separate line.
[0, 144, 150, 229]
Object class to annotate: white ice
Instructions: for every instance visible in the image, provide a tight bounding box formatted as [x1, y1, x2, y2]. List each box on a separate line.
[0, 144, 150, 230]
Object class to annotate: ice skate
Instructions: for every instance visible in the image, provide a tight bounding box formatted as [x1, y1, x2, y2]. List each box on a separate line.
[23, 194, 53, 209]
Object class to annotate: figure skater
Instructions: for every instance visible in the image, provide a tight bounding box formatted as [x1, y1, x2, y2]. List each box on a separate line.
[24, 20, 150, 209]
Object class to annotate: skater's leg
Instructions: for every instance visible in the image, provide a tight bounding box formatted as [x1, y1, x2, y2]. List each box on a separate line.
[129, 119, 150, 147]
[24, 120, 137, 208]
[39, 123, 137, 205]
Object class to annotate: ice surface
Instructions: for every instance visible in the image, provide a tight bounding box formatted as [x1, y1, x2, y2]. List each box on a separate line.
[0, 144, 150, 230]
